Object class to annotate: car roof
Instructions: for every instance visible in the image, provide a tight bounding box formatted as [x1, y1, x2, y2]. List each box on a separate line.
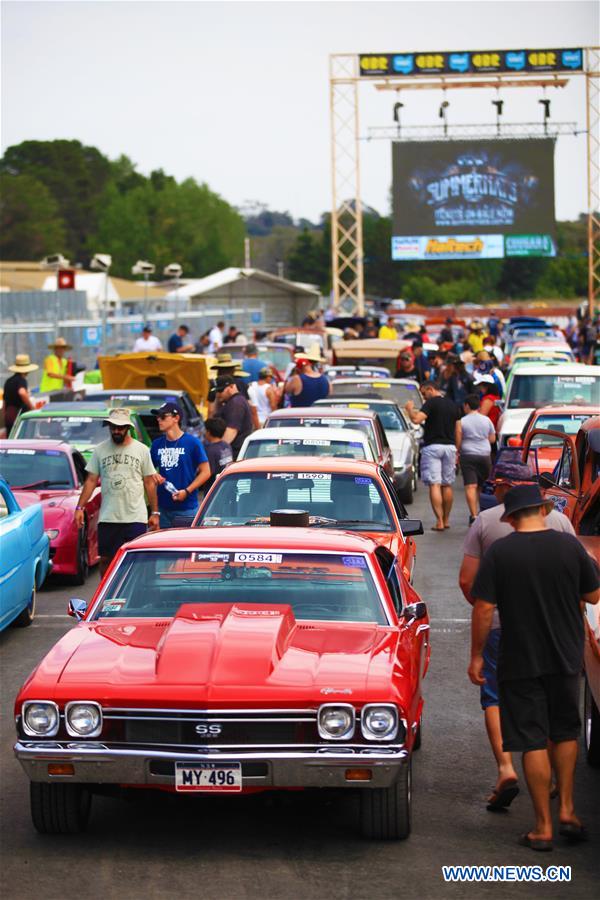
[316, 397, 397, 407]
[0, 439, 72, 452]
[244, 426, 369, 443]
[268, 407, 379, 420]
[215, 456, 383, 476]
[532, 405, 599, 416]
[509, 363, 598, 374]
[89, 388, 187, 398]
[20, 403, 111, 416]
[121, 526, 379, 554]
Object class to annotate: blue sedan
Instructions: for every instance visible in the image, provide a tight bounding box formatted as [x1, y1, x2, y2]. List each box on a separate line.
[0, 477, 50, 630]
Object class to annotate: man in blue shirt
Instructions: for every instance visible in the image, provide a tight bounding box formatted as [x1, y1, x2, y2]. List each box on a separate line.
[241, 344, 264, 383]
[167, 325, 194, 354]
[150, 402, 210, 527]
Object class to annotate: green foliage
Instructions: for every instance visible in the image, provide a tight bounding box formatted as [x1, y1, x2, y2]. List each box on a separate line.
[0, 173, 66, 259]
[287, 226, 330, 291]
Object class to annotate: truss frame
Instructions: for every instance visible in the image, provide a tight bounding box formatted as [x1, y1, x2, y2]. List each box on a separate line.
[329, 49, 600, 316]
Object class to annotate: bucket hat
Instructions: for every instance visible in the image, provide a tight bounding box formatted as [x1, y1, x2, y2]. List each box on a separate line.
[500, 484, 554, 521]
[103, 408, 133, 427]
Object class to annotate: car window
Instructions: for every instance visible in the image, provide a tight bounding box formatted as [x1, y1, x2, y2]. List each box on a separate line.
[386, 564, 404, 614]
[93, 550, 388, 624]
[266, 416, 378, 454]
[198, 472, 394, 531]
[555, 442, 575, 489]
[0, 489, 8, 518]
[14, 416, 106, 445]
[242, 438, 368, 460]
[0, 448, 74, 488]
[507, 374, 599, 409]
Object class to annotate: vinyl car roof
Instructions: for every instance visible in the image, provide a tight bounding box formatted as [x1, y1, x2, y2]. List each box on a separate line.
[212, 456, 383, 476]
[0, 439, 72, 451]
[268, 407, 379, 420]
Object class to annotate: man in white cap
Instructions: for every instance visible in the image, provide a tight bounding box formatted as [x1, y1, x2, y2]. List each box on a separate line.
[39, 337, 74, 393]
[3, 354, 38, 433]
[75, 408, 159, 574]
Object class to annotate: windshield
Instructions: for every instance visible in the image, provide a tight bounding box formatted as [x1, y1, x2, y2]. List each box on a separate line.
[242, 438, 367, 460]
[199, 472, 394, 531]
[94, 392, 181, 407]
[14, 416, 106, 445]
[93, 550, 387, 623]
[266, 416, 377, 452]
[322, 402, 408, 432]
[534, 413, 593, 435]
[331, 381, 423, 410]
[508, 374, 600, 409]
[0, 448, 74, 488]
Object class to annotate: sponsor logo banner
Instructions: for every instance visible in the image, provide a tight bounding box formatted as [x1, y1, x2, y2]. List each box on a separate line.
[391, 234, 504, 260]
[359, 48, 583, 77]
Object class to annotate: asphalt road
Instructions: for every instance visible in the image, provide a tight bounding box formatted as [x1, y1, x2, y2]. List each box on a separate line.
[1, 484, 599, 900]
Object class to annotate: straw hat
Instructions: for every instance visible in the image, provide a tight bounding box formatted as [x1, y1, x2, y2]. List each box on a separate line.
[294, 344, 324, 364]
[9, 354, 39, 374]
[211, 355, 249, 376]
[103, 408, 133, 427]
[48, 337, 72, 351]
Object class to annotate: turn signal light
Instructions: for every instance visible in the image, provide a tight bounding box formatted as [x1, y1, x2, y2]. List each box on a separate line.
[345, 768, 372, 781]
[47, 764, 74, 776]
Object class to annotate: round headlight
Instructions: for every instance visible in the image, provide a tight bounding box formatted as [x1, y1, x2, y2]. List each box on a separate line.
[361, 705, 398, 741]
[23, 701, 59, 736]
[318, 704, 355, 740]
[65, 702, 102, 737]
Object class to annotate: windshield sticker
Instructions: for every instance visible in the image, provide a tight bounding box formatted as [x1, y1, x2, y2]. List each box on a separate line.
[319, 418, 342, 426]
[44, 450, 62, 455]
[349, 442, 363, 447]
[302, 439, 330, 446]
[65, 417, 93, 423]
[372, 383, 390, 389]
[298, 473, 331, 480]
[348, 403, 368, 409]
[279, 439, 302, 445]
[556, 376, 595, 385]
[549, 495, 569, 514]
[355, 477, 372, 485]
[202, 516, 221, 526]
[101, 598, 127, 613]
[3, 448, 35, 454]
[268, 473, 296, 480]
[193, 552, 231, 562]
[234, 552, 282, 563]
[342, 556, 367, 569]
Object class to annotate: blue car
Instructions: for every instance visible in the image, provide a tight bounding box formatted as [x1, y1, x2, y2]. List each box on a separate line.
[0, 477, 50, 630]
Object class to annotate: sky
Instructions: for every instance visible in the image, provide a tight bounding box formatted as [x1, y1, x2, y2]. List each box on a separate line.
[1, 0, 598, 222]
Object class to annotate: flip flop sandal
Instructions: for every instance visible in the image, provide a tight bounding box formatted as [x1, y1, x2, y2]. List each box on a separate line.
[559, 823, 589, 842]
[487, 781, 519, 812]
[431, 526, 445, 532]
[518, 833, 553, 852]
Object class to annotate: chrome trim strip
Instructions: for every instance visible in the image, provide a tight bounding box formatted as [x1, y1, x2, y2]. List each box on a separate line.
[104, 715, 315, 724]
[18, 741, 405, 753]
[102, 707, 318, 715]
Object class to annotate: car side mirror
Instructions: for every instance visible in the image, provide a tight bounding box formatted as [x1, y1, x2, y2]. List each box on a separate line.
[401, 519, 424, 536]
[538, 472, 556, 489]
[68, 598, 87, 620]
[403, 601, 427, 621]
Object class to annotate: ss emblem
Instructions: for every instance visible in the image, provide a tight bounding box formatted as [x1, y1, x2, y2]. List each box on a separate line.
[195, 723, 222, 736]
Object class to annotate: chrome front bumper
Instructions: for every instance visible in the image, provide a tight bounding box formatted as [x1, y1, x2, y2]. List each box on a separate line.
[15, 742, 408, 789]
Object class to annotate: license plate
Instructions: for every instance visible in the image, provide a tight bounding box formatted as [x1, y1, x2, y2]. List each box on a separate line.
[175, 761, 242, 792]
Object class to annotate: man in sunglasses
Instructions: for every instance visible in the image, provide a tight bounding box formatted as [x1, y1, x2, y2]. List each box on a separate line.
[75, 408, 159, 575]
[150, 402, 210, 528]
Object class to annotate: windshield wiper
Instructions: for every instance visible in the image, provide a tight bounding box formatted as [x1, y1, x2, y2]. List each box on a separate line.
[11, 480, 70, 490]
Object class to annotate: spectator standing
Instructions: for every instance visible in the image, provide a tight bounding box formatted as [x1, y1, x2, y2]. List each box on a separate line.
[213, 375, 254, 459]
[395, 351, 419, 381]
[475, 375, 502, 431]
[39, 337, 74, 392]
[467, 320, 487, 354]
[3, 354, 38, 433]
[411, 339, 430, 383]
[468, 484, 599, 850]
[150, 402, 210, 528]
[208, 321, 225, 353]
[75, 408, 158, 575]
[404, 382, 460, 531]
[203, 417, 233, 492]
[285, 350, 330, 407]
[241, 344, 264, 383]
[457, 394, 496, 523]
[460, 462, 576, 814]
[378, 317, 398, 340]
[249, 367, 280, 425]
[195, 332, 211, 354]
[439, 318, 454, 345]
[168, 325, 195, 354]
[133, 324, 162, 352]
[439, 354, 474, 409]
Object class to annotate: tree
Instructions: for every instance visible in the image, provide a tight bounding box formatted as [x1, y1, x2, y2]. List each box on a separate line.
[0, 173, 66, 259]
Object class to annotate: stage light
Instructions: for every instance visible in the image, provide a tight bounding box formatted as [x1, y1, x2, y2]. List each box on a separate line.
[539, 98, 551, 133]
[438, 100, 449, 136]
[492, 99, 504, 135]
[393, 102, 404, 123]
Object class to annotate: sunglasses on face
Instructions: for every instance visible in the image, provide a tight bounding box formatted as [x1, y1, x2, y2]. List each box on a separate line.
[156, 413, 174, 420]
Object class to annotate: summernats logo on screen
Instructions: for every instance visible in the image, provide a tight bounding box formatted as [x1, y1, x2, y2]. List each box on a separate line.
[392, 139, 556, 237]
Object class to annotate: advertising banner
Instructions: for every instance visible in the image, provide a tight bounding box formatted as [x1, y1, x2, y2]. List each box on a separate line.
[391, 139, 556, 259]
[359, 48, 583, 77]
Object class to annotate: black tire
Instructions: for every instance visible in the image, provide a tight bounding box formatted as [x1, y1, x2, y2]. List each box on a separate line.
[14, 583, 36, 628]
[397, 479, 414, 506]
[413, 718, 422, 751]
[72, 528, 89, 585]
[411, 465, 418, 495]
[30, 782, 92, 834]
[360, 759, 411, 840]
[583, 677, 600, 767]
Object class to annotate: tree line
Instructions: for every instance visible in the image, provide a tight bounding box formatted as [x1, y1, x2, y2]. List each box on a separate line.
[0, 139, 588, 302]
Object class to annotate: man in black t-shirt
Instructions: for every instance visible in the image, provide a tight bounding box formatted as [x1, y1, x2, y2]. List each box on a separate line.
[213, 375, 254, 459]
[405, 382, 460, 530]
[469, 484, 599, 851]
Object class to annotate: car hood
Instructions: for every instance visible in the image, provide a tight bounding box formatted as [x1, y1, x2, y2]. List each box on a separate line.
[27, 603, 404, 706]
[12, 488, 75, 512]
[99, 352, 210, 407]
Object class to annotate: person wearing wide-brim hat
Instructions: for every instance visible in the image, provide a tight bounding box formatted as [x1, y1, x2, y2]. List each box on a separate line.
[3, 355, 38, 433]
[285, 346, 330, 407]
[39, 336, 74, 393]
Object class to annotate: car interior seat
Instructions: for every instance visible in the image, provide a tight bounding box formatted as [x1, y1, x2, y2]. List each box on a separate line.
[237, 480, 286, 518]
[330, 478, 372, 521]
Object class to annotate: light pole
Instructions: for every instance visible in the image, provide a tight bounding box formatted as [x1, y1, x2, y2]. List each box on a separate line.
[90, 253, 112, 353]
[132, 260, 156, 322]
[163, 263, 183, 330]
[39, 253, 70, 339]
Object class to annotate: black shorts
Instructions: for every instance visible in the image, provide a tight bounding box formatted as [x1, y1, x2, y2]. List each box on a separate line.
[98, 522, 147, 559]
[460, 455, 491, 486]
[499, 674, 581, 753]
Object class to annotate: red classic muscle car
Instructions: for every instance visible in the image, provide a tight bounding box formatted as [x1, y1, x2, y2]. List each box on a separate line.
[14, 525, 430, 839]
[0, 440, 101, 583]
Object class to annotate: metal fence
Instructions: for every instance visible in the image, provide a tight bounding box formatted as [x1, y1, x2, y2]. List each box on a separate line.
[1, 292, 270, 391]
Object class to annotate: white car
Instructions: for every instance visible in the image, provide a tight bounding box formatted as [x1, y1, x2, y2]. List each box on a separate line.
[237, 427, 375, 463]
[497, 363, 600, 447]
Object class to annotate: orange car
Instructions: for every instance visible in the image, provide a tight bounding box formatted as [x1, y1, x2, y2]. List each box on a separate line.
[524, 418, 600, 765]
[192, 456, 423, 583]
[508, 405, 598, 474]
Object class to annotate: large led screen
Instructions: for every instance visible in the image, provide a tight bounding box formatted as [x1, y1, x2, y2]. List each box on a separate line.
[391, 139, 556, 260]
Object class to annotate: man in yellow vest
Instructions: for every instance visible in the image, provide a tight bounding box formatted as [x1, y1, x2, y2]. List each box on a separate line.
[40, 337, 74, 392]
